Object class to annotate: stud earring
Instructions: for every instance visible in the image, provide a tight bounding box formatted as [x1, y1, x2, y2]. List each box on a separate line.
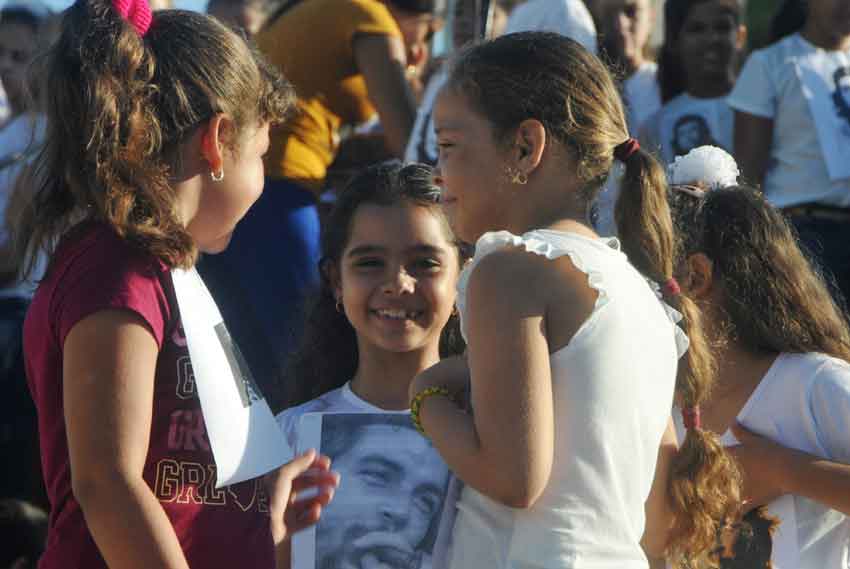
[335, 298, 343, 313]
[210, 168, 224, 182]
[505, 166, 528, 185]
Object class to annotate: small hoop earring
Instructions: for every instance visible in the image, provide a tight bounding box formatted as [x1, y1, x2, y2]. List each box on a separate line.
[210, 168, 224, 182]
[505, 166, 528, 185]
[335, 298, 343, 313]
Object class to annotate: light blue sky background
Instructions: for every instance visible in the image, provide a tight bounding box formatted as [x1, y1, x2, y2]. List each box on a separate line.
[20, 0, 208, 13]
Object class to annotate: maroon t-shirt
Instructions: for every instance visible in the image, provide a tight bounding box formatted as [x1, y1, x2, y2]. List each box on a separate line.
[24, 223, 274, 568]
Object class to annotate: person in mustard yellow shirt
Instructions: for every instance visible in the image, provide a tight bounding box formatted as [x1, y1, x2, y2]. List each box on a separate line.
[198, 0, 442, 396]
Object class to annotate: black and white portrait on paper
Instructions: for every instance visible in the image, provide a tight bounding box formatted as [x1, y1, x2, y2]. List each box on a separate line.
[671, 114, 721, 158]
[832, 66, 850, 135]
[293, 413, 451, 569]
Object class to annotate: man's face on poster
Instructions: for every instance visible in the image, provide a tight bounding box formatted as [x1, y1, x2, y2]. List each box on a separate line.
[317, 424, 448, 569]
[675, 119, 704, 153]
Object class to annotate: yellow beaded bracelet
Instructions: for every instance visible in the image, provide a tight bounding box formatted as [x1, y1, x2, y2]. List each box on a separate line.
[410, 386, 454, 436]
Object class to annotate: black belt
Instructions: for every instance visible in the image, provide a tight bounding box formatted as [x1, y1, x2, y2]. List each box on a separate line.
[782, 203, 850, 222]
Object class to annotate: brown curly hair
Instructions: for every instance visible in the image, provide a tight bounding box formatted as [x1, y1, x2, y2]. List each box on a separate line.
[670, 185, 850, 363]
[445, 32, 742, 564]
[12, 1, 294, 279]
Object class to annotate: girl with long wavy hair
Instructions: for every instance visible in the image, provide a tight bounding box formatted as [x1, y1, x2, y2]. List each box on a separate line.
[661, 146, 850, 568]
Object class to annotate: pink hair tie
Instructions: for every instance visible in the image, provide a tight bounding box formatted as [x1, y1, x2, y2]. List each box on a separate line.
[113, 0, 153, 37]
[681, 406, 701, 430]
[614, 137, 640, 162]
[663, 277, 681, 297]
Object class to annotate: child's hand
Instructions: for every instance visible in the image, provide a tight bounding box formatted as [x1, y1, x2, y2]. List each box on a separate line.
[728, 423, 798, 512]
[266, 449, 340, 546]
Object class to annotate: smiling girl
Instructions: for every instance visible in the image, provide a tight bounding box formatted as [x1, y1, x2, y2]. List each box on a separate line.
[639, 0, 746, 164]
[268, 161, 466, 568]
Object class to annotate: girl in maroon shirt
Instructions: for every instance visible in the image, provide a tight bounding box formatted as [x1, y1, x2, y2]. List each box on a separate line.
[13, 1, 335, 567]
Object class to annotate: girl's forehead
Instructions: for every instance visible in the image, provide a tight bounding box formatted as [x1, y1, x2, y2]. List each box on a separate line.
[434, 89, 486, 132]
[345, 203, 454, 252]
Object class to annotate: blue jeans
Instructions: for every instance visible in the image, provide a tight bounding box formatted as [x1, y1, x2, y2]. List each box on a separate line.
[198, 178, 321, 404]
[790, 215, 850, 315]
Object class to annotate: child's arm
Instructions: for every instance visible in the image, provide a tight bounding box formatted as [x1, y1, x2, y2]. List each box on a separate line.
[63, 310, 190, 569]
[413, 249, 593, 508]
[641, 417, 679, 559]
[729, 423, 850, 516]
[733, 112, 774, 188]
[266, 450, 340, 569]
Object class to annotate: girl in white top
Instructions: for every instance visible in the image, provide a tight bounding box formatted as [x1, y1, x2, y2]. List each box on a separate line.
[662, 146, 850, 568]
[639, 0, 746, 166]
[412, 32, 741, 569]
[269, 161, 467, 568]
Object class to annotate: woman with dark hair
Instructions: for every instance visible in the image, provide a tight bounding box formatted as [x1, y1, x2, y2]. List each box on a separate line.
[197, 0, 445, 393]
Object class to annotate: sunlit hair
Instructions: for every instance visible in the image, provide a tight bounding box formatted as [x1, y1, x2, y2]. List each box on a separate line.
[670, 185, 850, 362]
[277, 161, 467, 412]
[12, 1, 294, 279]
[444, 31, 741, 563]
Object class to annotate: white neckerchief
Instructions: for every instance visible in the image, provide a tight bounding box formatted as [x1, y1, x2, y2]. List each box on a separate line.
[793, 35, 850, 182]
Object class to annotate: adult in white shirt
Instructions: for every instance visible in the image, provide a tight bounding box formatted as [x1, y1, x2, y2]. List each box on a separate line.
[729, 0, 850, 307]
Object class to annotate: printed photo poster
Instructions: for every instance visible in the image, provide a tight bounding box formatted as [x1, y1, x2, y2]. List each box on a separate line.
[171, 267, 289, 487]
[658, 97, 734, 165]
[794, 37, 850, 182]
[293, 413, 452, 569]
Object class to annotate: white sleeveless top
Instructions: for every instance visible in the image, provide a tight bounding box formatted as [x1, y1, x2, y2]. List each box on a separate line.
[448, 229, 679, 569]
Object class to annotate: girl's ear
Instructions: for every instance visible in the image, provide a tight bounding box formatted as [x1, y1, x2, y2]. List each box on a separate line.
[735, 24, 748, 51]
[681, 252, 715, 300]
[512, 118, 546, 176]
[199, 114, 234, 175]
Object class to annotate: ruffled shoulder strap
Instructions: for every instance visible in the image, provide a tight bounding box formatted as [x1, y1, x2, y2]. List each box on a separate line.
[455, 230, 620, 342]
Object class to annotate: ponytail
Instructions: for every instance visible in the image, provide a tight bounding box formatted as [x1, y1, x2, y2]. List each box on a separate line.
[614, 149, 742, 564]
[12, 1, 292, 280]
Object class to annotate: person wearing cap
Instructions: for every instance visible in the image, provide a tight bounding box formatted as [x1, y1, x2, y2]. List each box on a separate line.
[197, 0, 443, 396]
